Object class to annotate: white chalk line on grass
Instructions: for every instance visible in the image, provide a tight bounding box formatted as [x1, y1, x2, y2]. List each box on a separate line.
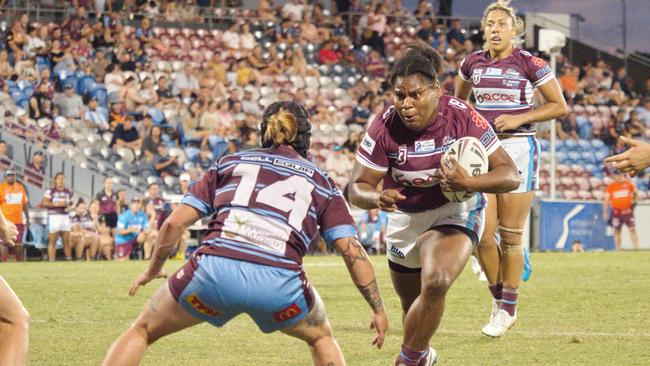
[28, 319, 650, 338]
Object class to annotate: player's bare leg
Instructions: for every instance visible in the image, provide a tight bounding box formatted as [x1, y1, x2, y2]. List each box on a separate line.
[100, 237, 113, 260]
[397, 228, 472, 365]
[281, 290, 345, 366]
[72, 235, 84, 259]
[61, 231, 71, 260]
[102, 283, 202, 366]
[482, 192, 534, 337]
[88, 237, 99, 259]
[0, 275, 29, 366]
[477, 193, 503, 320]
[614, 229, 622, 251]
[629, 226, 639, 250]
[47, 232, 58, 261]
[390, 270, 421, 322]
[0, 245, 8, 262]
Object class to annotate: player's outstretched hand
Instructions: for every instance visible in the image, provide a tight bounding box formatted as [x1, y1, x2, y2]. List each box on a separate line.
[129, 269, 168, 296]
[378, 189, 406, 212]
[438, 156, 471, 192]
[605, 136, 650, 177]
[0, 220, 18, 247]
[369, 310, 388, 349]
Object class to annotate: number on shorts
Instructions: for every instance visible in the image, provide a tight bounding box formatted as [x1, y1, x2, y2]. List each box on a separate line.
[231, 163, 315, 228]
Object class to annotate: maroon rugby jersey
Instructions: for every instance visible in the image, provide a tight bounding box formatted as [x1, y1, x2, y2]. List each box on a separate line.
[44, 187, 73, 215]
[182, 145, 357, 269]
[96, 190, 117, 214]
[356, 95, 501, 212]
[71, 213, 96, 233]
[458, 48, 555, 135]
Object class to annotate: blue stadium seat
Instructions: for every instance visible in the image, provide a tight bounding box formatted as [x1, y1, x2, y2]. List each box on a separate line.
[564, 140, 578, 151]
[591, 139, 605, 149]
[581, 152, 596, 164]
[91, 87, 108, 107]
[577, 139, 591, 151]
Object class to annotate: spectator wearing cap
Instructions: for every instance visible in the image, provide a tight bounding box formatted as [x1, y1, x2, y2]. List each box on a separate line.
[25, 151, 46, 187]
[0, 141, 11, 170]
[53, 83, 84, 120]
[114, 196, 150, 260]
[83, 94, 110, 131]
[0, 169, 29, 261]
[326, 145, 353, 177]
[41, 172, 74, 261]
[110, 115, 142, 151]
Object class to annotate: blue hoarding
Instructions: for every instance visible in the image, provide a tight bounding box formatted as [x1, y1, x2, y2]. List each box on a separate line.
[538, 200, 615, 251]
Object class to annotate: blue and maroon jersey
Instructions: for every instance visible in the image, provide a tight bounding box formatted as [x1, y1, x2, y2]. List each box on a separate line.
[70, 213, 96, 233]
[43, 187, 73, 215]
[458, 48, 555, 135]
[182, 145, 357, 270]
[356, 95, 501, 212]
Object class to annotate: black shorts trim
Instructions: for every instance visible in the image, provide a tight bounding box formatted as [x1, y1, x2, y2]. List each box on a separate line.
[388, 260, 422, 273]
[429, 224, 479, 247]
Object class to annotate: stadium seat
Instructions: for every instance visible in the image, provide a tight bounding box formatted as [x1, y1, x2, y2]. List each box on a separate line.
[577, 190, 593, 200]
[563, 191, 578, 200]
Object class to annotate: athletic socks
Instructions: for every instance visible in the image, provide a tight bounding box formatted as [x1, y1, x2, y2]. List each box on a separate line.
[395, 345, 429, 366]
[501, 287, 519, 316]
[489, 282, 503, 301]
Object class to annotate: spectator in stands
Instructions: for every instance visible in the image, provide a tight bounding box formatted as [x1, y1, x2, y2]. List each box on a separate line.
[7, 109, 39, 142]
[153, 144, 180, 178]
[25, 151, 45, 187]
[141, 125, 163, 156]
[604, 109, 627, 146]
[257, 0, 276, 21]
[241, 89, 261, 116]
[70, 199, 99, 260]
[115, 189, 128, 215]
[359, 208, 388, 254]
[121, 76, 146, 112]
[110, 115, 142, 151]
[342, 131, 360, 154]
[0, 169, 29, 262]
[109, 100, 127, 128]
[42, 172, 74, 261]
[0, 50, 14, 79]
[0, 141, 11, 170]
[365, 50, 387, 78]
[626, 110, 645, 138]
[417, 18, 438, 45]
[560, 66, 578, 98]
[53, 84, 84, 120]
[172, 64, 199, 99]
[604, 171, 639, 250]
[6, 20, 27, 60]
[414, 0, 435, 18]
[326, 145, 353, 177]
[104, 64, 124, 98]
[447, 19, 465, 50]
[193, 146, 213, 171]
[83, 94, 110, 131]
[96, 176, 118, 229]
[178, 173, 191, 195]
[282, 0, 305, 21]
[240, 129, 260, 151]
[29, 83, 53, 121]
[155, 76, 174, 104]
[347, 93, 372, 127]
[114, 196, 149, 261]
[318, 40, 340, 65]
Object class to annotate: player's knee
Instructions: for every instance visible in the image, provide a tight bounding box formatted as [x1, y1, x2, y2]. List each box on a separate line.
[498, 226, 522, 255]
[421, 272, 453, 300]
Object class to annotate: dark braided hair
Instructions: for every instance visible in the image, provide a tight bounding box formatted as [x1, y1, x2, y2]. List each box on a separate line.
[390, 43, 444, 86]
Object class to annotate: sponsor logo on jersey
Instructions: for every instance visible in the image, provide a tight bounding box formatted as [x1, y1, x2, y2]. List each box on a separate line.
[360, 134, 376, 155]
[223, 209, 290, 254]
[472, 69, 483, 84]
[502, 79, 521, 88]
[415, 139, 436, 152]
[390, 245, 405, 259]
[471, 110, 490, 130]
[396, 145, 408, 165]
[273, 303, 302, 322]
[442, 136, 457, 148]
[531, 56, 547, 68]
[485, 67, 502, 76]
[475, 89, 520, 104]
[448, 98, 467, 110]
[185, 293, 223, 317]
[391, 167, 439, 187]
[535, 65, 552, 79]
[504, 68, 521, 80]
[273, 158, 315, 177]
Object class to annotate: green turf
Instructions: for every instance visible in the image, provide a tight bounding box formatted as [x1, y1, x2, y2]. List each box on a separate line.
[2, 252, 650, 365]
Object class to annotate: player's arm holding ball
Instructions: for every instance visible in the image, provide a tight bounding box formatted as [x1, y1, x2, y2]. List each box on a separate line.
[439, 146, 519, 194]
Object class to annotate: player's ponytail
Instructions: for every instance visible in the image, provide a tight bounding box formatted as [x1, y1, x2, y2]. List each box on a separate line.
[390, 43, 444, 86]
[263, 108, 298, 146]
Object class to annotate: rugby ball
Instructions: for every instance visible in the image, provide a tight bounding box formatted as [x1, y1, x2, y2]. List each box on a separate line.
[441, 136, 489, 202]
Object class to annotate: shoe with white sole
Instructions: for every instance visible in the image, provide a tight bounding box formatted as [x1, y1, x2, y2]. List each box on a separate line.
[482, 308, 517, 337]
[419, 346, 438, 366]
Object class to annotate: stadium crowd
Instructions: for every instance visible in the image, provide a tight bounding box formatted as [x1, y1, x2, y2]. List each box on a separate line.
[0, 0, 648, 260]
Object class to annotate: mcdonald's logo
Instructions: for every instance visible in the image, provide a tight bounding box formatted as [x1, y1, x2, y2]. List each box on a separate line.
[272, 303, 302, 322]
[185, 293, 222, 317]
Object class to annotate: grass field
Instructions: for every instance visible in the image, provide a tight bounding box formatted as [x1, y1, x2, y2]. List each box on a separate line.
[2, 252, 650, 365]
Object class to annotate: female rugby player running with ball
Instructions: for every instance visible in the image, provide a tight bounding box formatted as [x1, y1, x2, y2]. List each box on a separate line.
[349, 44, 519, 365]
[455, 0, 567, 337]
[103, 101, 388, 366]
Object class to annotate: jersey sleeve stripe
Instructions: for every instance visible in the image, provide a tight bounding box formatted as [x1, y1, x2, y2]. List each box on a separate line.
[181, 194, 214, 215]
[485, 138, 501, 156]
[322, 224, 358, 245]
[458, 69, 470, 81]
[355, 154, 388, 172]
[533, 73, 555, 87]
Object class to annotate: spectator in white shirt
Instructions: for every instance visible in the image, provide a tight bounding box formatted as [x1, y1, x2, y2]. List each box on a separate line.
[172, 64, 199, 98]
[282, 0, 305, 21]
[53, 84, 84, 119]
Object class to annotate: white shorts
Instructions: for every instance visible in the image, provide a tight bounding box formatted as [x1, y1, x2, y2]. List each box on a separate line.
[500, 136, 540, 193]
[386, 196, 486, 270]
[48, 214, 71, 233]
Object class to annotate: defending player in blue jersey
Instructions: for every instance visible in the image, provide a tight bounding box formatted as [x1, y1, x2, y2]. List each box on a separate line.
[103, 101, 388, 366]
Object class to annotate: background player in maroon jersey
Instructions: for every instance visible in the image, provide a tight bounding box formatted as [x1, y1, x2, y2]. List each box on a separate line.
[454, 0, 568, 337]
[349, 44, 519, 366]
[103, 102, 388, 366]
[0, 210, 29, 365]
[41, 173, 75, 261]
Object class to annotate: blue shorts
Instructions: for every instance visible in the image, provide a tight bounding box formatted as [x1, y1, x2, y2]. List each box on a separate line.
[168, 254, 314, 333]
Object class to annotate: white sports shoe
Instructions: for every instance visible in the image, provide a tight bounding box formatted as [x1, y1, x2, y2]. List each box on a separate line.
[420, 346, 438, 366]
[482, 308, 517, 337]
[470, 255, 482, 275]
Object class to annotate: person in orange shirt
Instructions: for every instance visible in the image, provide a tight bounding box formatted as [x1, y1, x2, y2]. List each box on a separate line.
[0, 169, 30, 261]
[603, 171, 639, 251]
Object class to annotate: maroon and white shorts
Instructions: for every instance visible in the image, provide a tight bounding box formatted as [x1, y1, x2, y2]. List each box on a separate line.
[611, 209, 635, 229]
